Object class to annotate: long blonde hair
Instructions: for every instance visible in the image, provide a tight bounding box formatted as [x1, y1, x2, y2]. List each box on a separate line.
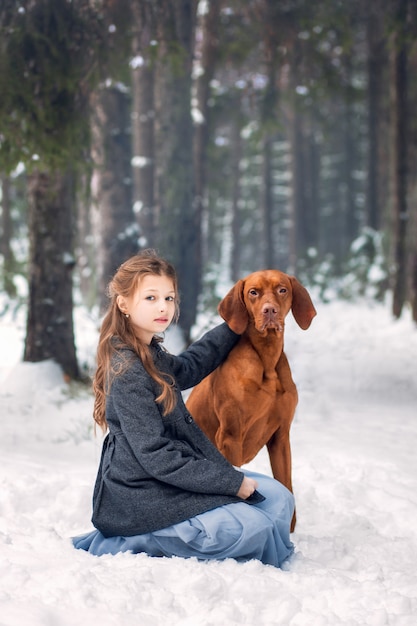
[93, 249, 180, 433]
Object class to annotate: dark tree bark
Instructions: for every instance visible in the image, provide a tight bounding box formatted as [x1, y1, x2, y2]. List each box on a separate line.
[0, 173, 16, 296]
[24, 170, 79, 379]
[230, 103, 243, 282]
[261, 134, 274, 269]
[342, 55, 359, 255]
[391, 0, 409, 319]
[259, 26, 277, 270]
[289, 103, 321, 274]
[130, 0, 156, 248]
[75, 174, 96, 309]
[409, 25, 417, 322]
[257, 0, 281, 270]
[288, 32, 320, 273]
[153, 0, 198, 340]
[194, 0, 221, 279]
[288, 35, 310, 274]
[289, 104, 304, 273]
[304, 123, 320, 256]
[366, 0, 388, 231]
[0, 0, 111, 378]
[411, 253, 417, 323]
[90, 84, 138, 313]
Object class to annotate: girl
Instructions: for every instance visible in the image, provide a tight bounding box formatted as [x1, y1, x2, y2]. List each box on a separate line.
[73, 250, 294, 568]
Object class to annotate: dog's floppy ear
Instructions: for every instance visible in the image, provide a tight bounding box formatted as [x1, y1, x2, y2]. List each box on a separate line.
[289, 277, 317, 330]
[218, 279, 249, 334]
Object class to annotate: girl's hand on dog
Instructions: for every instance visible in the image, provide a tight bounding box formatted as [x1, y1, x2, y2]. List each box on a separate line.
[236, 476, 258, 499]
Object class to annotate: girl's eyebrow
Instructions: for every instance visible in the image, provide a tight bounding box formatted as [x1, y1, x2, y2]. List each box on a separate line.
[142, 288, 176, 294]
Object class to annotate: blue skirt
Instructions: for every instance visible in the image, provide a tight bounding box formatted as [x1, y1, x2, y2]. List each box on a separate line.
[72, 470, 294, 568]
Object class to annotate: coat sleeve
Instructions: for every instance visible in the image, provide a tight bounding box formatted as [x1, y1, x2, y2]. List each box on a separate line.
[163, 322, 240, 390]
[110, 363, 244, 497]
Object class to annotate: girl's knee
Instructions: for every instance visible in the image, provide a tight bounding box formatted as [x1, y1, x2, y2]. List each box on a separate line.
[253, 480, 294, 518]
[249, 472, 292, 499]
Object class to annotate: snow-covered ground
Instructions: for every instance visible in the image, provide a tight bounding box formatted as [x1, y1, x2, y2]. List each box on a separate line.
[0, 296, 416, 625]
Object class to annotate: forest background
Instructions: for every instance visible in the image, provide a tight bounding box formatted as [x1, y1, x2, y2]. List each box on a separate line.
[0, 0, 416, 380]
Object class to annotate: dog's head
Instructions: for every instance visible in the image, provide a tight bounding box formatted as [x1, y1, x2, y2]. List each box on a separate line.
[218, 269, 317, 335]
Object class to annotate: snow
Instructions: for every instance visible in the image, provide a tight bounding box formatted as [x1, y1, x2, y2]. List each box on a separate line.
[1, 297, 416, 625]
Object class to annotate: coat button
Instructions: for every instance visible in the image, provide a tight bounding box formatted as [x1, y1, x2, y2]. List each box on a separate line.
[184, 414, 193, 424]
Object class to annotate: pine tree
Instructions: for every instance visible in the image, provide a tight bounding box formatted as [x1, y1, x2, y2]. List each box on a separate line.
[0, 0, 107, 378]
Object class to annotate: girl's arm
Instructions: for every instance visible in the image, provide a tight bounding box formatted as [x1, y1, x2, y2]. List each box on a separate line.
[111, 365, 244, 497]
[163, 322, 240, 390]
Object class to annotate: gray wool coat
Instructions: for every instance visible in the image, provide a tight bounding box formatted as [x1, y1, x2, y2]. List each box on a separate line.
[91, 323, 246, 537]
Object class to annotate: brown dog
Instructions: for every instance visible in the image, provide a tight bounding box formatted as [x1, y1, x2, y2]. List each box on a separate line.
[186, 270, 316, 531]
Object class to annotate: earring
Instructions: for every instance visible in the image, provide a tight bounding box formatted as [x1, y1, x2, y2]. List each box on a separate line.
[125, 313, 129, 318]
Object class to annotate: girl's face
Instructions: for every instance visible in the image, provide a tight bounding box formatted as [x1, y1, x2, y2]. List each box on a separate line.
[117, 274, 177, 344]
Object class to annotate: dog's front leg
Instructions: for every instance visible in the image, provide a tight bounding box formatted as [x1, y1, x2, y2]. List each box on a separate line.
[267, 427, 296, 532]
[214, 417, 245, 467]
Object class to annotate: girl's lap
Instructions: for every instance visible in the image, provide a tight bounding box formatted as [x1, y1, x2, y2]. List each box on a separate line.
[72, 470, 294, 564]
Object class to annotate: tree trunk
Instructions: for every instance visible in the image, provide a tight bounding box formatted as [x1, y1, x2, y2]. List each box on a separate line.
[289, 98, 310, 274]
[194, 0, 221, 279]
[24, 169, 79, 380]
[261, 135, 274, 269]
[0, 173, 16, 296]
[411, 253, 417, 322]
[75, 174, 96, 309]
[153, 0, 198, 340]
[90, 84, 138, 313]
[130, 0, 156, 248]
[365, 0, 387, 231]
[409, 27, 417, 322]
[304, 121, 320, 256]
[289, 106, 322, 274]
[343, 56, 359, 256]
[230, 105, 243, 282]
[391, 0, 409, 319]
[258, 0, 281, 270]
[288, 36, 312, 274]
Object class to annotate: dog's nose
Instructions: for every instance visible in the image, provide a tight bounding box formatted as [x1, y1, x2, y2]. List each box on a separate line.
[262, 304, 277, 317]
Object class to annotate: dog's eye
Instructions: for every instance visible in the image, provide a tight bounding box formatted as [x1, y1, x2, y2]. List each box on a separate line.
[248, 289, 258, 296]
[278, 288, 288, 295]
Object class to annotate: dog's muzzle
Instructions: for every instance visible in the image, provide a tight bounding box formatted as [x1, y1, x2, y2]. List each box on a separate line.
[260, 305, 283, 332]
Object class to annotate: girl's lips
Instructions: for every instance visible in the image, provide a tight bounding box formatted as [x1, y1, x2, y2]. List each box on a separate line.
[155, 318, 168, 323]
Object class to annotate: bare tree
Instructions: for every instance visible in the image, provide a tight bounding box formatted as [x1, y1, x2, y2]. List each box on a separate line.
[153, 0, 199, 340]
[0, 173, 16, 296]
[0, 0, 107, 378]
[24, 170, 79, 379]
[194, 0, 221, 279]
[90, 84, 139, 313]
[366, 0, 389, 231]
[390, 0, 410, 318]
[130, 0, 157, 248]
